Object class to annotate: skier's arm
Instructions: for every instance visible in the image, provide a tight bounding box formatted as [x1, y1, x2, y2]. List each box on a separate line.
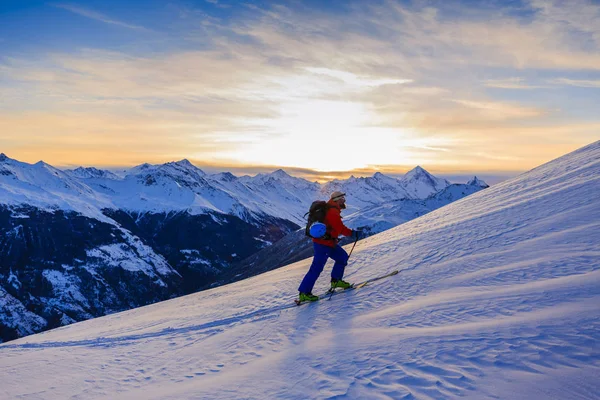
[329, 209, 353, 237]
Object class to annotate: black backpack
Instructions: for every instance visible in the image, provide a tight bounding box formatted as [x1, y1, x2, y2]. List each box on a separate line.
[304, 200, 331, 238]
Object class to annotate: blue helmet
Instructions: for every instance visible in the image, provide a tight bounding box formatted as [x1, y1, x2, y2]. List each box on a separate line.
[309, 222, 327, 238]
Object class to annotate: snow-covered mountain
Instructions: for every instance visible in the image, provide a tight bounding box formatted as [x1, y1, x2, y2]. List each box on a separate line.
[208, 168, 321, 224]
[0, 155, 484, 343]
[0, 157, 300, 343]
[466, 175, 489, 188]
[1, 141, 597, 399]
[0, 153, 111, 221]
[320, 172, 413, 212]
[65, 167, 119, 180]
[0, 205, 184, 342]
[2, 154, 460, 226]
[400, 165, 451, 198]
[346, 182, 488, 235]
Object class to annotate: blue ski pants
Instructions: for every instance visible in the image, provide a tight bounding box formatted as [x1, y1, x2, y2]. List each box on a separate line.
[298, 242, 349, 294]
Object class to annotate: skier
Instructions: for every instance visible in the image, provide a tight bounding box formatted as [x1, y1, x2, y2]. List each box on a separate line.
[298, 191, 361, 302]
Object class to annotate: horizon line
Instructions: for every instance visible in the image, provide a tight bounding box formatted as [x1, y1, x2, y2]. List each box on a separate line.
[1, 152, 521, 185]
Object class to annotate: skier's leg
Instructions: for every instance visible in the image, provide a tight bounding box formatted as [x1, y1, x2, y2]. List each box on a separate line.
[330, 244, 349, 280]
[298, 243, 330, 293]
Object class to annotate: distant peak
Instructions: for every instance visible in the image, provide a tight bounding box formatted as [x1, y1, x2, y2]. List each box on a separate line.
[272, 169, 290, 178]
[467, 176, 489, 188]
[76, 166, 98, 172]
[216, 172, 237, 182]
[404, 165, 432, 179]
[0, 153, 8, 162]
[157, 159, 205, 176]
[176, 159, 194, 167]
[174, 159, 205, 173]
[411, 165, 426, 173]
[70, 166, 117, 179]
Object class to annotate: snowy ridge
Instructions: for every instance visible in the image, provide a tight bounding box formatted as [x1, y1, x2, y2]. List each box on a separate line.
[0, 154, 113, 221]
[1, 154, 476, 226]
[345, 182, 486, 235]
[65, 167, 119, 180]
[207, 168, 321, 224]
[0, 141, 598, 399]
[321, 172, 413, 213]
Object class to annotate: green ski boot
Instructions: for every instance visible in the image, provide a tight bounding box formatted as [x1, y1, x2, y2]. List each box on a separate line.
[331, 279, 352, 290]
[299, 292, 319, 302]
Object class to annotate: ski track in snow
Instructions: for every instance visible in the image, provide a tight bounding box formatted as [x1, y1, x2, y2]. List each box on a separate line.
[0, 142, 599, 399]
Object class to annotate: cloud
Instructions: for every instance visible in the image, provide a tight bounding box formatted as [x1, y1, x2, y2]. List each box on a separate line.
[450, 99, 546, 119]
[52, 3, 150, 31]
[354, 0, 600, 71]
[484, 78, 547, 89]
[2, 0, 599, 174]
[305, 68, 412, 87]
[550, 78, 600, 88]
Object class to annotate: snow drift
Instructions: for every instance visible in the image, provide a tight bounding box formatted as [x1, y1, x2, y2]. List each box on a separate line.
[0, 141, 599, 399]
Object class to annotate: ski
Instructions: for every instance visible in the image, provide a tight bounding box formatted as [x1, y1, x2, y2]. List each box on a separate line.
[294, 269, 399, 306]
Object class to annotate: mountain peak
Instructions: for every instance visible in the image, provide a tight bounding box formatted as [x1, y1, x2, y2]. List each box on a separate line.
[213, 172, 237, 182]
[34, 160, 51, 168]
[271, 169, 291, 178]
[406, 165, 427, 175]
[402, 166, 434, 183]
[467, 176, 489, 188]
[69, 166, 118, 179]
[149, 159, 206, 177]
[138, 163, 152, 170]
[401, 165, 450, 198]
[175, 159, 194, 167]
[0, 153, 9, 162]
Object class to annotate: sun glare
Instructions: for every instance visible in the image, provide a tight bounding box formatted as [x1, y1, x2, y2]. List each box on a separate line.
[228, 99, 417, 172]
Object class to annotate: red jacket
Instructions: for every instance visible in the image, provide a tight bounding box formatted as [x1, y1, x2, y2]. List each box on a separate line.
[313, 200, 353, 247]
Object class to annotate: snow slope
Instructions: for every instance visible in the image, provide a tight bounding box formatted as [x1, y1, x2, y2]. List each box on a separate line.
[0, 142, 599, 399]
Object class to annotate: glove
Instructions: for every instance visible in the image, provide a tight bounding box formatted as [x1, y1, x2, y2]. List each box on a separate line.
[352, 229, 362, 240]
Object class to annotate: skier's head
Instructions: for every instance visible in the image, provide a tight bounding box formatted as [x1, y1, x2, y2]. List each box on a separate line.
[330, 191, 346, 209]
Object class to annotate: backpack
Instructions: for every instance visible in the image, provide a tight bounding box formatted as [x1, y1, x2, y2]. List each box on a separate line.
[304, 200, 331, 239]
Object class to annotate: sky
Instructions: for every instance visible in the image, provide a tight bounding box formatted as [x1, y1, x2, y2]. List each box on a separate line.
[0, 0, 599, 181]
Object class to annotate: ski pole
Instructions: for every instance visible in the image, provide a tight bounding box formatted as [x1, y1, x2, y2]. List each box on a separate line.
[347, 234, 359, 260]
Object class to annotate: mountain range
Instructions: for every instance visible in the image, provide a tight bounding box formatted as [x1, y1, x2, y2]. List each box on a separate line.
[0, 153, 487, 342]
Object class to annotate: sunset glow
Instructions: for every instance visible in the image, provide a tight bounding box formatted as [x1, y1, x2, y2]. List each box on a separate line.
[1, 0, 599, 180]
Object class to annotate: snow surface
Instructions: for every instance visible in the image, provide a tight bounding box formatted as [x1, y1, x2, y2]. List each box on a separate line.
[0, 142, 599, 399]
